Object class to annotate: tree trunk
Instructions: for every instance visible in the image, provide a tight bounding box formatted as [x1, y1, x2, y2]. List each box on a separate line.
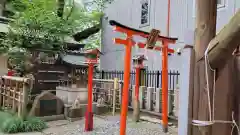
[57, 0, 65, 17]
[0, 0, 6, 16]
[207, 10, 240, 69]
[191, 1, 217, 135]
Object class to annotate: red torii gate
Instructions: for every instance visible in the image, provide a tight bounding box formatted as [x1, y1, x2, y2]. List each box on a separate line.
[109, 20, 178, 134]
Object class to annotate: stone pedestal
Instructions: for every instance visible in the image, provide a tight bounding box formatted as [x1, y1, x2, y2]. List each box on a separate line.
[64, 103, 97, 118]
[95, 105, 109, 115]
[63, 103, 109, 119]
[132, 99, 140, 122]
[56, 86, 88, 106]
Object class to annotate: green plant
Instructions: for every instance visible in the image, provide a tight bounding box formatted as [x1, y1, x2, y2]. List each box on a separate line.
[1, 116, 47, 133]
[1, 0, 114, 75]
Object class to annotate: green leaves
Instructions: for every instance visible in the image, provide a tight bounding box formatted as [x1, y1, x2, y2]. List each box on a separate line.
[1, 0, 113, 75]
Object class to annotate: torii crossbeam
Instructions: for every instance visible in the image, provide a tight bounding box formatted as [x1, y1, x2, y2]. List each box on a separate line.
[110, 20, 178, 134]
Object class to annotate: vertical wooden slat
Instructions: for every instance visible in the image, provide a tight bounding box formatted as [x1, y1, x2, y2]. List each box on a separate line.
[0, 78, 2, 107]
[113, 78, 119, 116]
[2, 81, 5, 109]
[17, 87, 21, 117]
[172, 71, 176, 91]
[21, 82, 28, 120]
[12, 81, 18, 112]
[169, 71, 172, 90]
[160, 71, 162, 88]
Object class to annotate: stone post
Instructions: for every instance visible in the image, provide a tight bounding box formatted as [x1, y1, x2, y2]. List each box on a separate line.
[132, 85, 140, 122]
[131, 85, 135, 107]
[147, 87, 154, 111]
[119, 83, 123, 106]
[155, 88, 161, 112]
[139, 86, 146, 109]
[168, 90, 173, 115]
[112, 78, 119, 116]
[173, 85, 180, 117]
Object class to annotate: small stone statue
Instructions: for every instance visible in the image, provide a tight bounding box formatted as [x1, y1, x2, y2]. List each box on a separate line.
[72, 96, 81, 108]
[97, 94, 105, 107]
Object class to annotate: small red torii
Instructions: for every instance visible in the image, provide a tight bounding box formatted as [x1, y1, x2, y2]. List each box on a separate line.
[110, 20, 178, 134]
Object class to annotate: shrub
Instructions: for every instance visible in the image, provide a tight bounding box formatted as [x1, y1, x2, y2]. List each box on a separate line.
[1, 116, 47, 134]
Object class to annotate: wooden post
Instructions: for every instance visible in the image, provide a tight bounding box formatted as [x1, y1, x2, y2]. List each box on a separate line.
[120, 37, 132, 135]
[0, 79, 2, 108]
[133, 67, 141, 122]
[113, 78, 119, 116]
[191, 0, 217, 135]
[85, 63, 94, 131]
[162, 41, 169, 133]
[2, 82, 5, 109]
[12, 82, 18, 112]
[22, 82, 28, 120]
[233, 50, 240, 135]
[110, 20, 177, 135]
[17, 89, 21, 118]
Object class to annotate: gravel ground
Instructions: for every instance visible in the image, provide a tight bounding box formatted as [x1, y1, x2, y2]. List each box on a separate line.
[41, 115, 178, 135]
[2, 115, 178, 135]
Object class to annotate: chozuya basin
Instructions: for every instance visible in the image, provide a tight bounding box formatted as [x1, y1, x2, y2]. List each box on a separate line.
[56, 85, 89, 107]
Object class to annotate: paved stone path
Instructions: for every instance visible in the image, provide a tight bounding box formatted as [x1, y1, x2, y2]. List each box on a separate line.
[2, 115, 178, 135]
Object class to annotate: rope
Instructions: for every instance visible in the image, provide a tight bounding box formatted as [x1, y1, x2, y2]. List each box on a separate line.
[191, 43, 240, 135]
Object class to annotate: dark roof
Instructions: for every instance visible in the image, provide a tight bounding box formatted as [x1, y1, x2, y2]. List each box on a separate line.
[60, 54, 88, 67]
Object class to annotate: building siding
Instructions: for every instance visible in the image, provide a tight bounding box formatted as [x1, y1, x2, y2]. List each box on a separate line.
[101, 0, 237, 71]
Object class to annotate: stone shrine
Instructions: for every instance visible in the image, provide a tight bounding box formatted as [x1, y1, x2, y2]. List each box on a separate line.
[29, 91, 64, 116]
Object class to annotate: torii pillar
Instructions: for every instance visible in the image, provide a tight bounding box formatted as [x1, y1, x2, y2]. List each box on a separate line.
[110, 20, 177, 134]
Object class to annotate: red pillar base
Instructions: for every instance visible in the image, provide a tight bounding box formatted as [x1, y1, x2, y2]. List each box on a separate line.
[84, 112, 93, 131]
[162, 124, 168, 133]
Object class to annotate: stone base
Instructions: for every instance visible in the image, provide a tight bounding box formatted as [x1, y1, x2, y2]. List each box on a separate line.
[68, 108, 85, 118]
[38, 114, 65, 122]
[95, 105, 109, 115]
[64, 103, 98, 119]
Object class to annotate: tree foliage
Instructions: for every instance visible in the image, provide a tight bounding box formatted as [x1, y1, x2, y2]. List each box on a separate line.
[1, 0, 113, 75]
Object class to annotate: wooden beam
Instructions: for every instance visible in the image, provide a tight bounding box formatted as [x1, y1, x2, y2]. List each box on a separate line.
[207, 10, 240, 69]
[72, 24, 101, 42]
[191, 1, 217, 135]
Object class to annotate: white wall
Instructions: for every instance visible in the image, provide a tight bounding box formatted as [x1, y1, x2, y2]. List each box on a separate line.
[100, 0, 130, 70]
[100, 0, 236, 72]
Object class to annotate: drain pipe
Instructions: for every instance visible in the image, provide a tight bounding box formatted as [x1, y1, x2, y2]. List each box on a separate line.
[167, 0, 171, 36]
